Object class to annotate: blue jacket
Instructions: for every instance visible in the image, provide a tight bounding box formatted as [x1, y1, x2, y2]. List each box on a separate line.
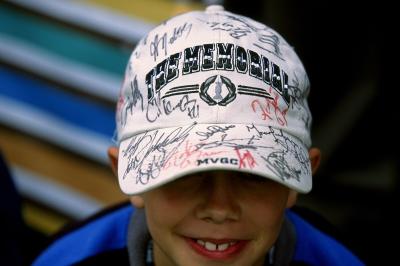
[33, 203, 364, 266]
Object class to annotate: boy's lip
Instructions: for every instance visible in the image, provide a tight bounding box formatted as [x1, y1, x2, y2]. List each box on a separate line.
[185, 237, 249, 260]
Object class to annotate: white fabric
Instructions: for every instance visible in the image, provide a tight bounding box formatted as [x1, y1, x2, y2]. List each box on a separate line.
[116, 5, 312, 194]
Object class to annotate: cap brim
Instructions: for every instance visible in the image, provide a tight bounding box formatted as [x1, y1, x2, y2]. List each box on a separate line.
[118, 122, 312, 195]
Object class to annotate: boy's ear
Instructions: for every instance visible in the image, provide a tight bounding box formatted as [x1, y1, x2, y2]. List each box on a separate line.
[108, 147, 145, 209]
[130, 196, 145, 209]
[309, 147, 321, 175]
[107, 146, 119, 177]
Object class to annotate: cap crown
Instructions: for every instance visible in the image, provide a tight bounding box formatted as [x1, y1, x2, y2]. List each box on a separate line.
[116, 6, 311, 147]
[115, 6, 313, 195]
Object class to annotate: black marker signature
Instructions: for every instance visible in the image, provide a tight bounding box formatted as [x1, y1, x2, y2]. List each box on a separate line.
[203, 14, 284, 59]
[150, 33, 168, 61]
[122, 122, 197, 184]
[121, 76, 144, 126]
[169, 23, 192, 44]
[262, 151, 302, 181]
[196, 125, 236, 141]
[246, 124, 310, 179]
[195, 133, 272, 151]
[146, 95, 199, 123]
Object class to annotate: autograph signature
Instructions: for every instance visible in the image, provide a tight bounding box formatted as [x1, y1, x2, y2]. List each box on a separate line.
[122, 122, 197, 184]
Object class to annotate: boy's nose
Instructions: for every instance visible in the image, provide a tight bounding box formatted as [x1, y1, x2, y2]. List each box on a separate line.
[195, 174, 241, 224]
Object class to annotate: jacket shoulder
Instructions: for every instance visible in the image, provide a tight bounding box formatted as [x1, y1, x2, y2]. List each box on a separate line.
[287, 210, 365, 266]
[33, 202, 134, 266]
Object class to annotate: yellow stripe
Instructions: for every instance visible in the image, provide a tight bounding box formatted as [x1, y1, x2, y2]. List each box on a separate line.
[77, 0, 204, 23]
[22, 200, 70, 235]
[0, 126, 126, 205]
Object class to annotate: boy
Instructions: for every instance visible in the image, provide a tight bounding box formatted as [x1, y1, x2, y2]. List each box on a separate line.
[33, 5, 364, 265]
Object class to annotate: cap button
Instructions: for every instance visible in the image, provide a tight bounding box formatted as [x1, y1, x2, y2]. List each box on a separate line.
[205, 5, 225, 13]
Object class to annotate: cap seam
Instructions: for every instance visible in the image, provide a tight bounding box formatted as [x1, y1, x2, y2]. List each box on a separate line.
[215, 10, 221, 124]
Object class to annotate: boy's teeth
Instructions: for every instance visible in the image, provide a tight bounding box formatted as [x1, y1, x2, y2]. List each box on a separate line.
[197, 239, 205, 246]
[205, 242, 217, 251]
[195, 239, 236, 251]
[217, 243, 230, 251]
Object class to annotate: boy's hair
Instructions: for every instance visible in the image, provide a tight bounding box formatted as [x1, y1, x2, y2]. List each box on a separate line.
[115, 5, 312, 195]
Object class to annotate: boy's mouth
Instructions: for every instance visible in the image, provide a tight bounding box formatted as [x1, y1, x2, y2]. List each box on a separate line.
[186, 238, 248, 259]
[195, 239, 238, 251]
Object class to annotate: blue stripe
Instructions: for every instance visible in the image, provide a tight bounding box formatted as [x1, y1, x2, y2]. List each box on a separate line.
[0, 67, 115, 137]
[0, 4, 130, 75]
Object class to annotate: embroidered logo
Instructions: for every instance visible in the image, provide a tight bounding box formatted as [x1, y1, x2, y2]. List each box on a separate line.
[161, 75, 274, 106]
[145, 42, 291, 104]
[199, 75, 236, 106]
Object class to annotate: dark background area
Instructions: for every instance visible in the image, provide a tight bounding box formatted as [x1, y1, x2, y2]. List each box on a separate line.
[225, 0, 394, 265]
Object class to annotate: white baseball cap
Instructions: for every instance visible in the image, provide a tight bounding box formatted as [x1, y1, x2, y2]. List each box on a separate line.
[115, 5, 313, 195]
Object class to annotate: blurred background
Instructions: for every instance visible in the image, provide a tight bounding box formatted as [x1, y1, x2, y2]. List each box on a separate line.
[0, 0, 393, 265]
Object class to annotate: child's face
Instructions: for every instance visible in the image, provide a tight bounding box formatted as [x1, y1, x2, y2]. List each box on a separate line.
[134, 171, 293, 266]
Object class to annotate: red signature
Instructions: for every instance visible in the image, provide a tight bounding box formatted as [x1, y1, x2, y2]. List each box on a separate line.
[251, 87, 288, 126]
[235, 148, 257, 169]
[116, 74, 128, 115]
[163, 141, 226, 170]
